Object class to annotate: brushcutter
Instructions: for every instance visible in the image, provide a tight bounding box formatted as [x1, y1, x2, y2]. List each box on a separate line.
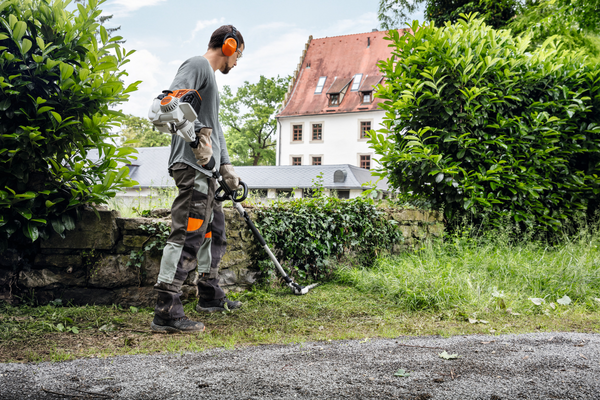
[148, 89, 318, 295]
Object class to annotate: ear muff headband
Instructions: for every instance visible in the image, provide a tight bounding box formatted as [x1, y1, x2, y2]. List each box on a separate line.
[222, 26, 239, 57]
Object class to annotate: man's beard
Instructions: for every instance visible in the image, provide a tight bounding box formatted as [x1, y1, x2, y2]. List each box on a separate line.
[222, 64, 232, 74]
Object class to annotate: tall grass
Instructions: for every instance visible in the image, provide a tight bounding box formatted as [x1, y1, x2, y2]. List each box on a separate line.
[336, 227, 600, 315]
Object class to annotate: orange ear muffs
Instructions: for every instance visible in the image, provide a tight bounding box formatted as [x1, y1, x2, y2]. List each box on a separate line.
[222, 26, 239, 57]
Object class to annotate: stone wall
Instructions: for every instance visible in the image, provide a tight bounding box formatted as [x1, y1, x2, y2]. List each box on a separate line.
[0, 207, 443, 307]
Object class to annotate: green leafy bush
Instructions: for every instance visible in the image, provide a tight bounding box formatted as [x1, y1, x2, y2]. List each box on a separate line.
[254, 196, 402, 280]
[0, 0, 140, 251]
[371, 16, 600, 231]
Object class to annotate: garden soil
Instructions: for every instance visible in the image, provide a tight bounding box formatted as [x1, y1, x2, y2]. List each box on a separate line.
[0, 331, 598, 399]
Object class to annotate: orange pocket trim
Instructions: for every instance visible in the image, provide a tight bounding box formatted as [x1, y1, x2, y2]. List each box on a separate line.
[187, 217, 204, 232]
[204, 231, 212, 239]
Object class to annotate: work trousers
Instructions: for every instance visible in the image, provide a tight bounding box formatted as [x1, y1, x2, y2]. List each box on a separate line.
[154, 163, 226, 320]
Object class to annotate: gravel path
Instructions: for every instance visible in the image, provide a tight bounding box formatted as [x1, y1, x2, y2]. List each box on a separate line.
[1, 332, 599, 399]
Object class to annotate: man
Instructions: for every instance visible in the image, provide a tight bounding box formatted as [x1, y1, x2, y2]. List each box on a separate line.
[151, 25, 245, 333]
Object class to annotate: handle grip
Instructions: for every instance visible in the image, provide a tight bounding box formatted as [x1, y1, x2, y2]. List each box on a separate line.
[216, 180, 248, 203]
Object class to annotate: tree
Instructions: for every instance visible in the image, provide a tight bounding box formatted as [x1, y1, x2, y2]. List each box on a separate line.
[378, 0, 600, 58]
[120, 114, 171, 147]
[425, 0, 518, 29]
[0, 0, 140, 252]
[509, 0, 600, 60]
[371, 17, 600, 232]
[378, 0, 519, 30]
[220, 75, 290, 166]
[378, 0, 424, 30]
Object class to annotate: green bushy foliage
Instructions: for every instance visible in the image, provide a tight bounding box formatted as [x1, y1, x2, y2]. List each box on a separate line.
[371, 16, 600, 231]
[426, 0, 519, 29]
[0, 0, 140, 251]
[254, 196, 402, 280]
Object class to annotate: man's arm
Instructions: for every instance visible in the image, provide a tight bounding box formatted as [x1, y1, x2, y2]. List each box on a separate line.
[169, 58, 209, 132]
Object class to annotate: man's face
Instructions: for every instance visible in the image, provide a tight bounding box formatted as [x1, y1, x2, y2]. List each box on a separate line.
[221, 44, 244, 75]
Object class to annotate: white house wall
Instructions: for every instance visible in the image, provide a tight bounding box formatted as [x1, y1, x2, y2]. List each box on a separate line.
[277, 110, 384, 167]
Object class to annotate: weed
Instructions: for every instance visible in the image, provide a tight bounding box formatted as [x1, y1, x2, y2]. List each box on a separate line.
[336, 226, 600, 315]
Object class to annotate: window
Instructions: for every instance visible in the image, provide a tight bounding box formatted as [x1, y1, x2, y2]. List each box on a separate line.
[315, 76, 327, 94]
[360, 121, 372, 139]
[312, 124, 322, 140]
[293, 124, 303, 141]
[277, 189, 293, 198]
[351, 74, 363, 91]
[337, 190, 350, 199]
[360, 155, 371, 169]
[292, 157, 302, 166]
[312, 156, 321, 165]
[329, 94, 339, 106]
[362, 92, 372, 104]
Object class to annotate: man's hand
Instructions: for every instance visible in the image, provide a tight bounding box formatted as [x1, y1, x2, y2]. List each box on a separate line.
[192, 127, 213, 166]
[220, 164, 241, 190]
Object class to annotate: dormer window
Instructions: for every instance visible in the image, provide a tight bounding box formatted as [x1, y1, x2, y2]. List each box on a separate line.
[362, 92, 372, 104]
[329, 94, 340, 106]
[358, 75, 383, 106]
[351, 74, 363, 91]
[315, 76, 327, 94]
[326, 77, 352, 107]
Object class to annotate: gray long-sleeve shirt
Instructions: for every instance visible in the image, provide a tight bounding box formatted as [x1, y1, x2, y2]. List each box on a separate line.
[167, 56, 231, 175]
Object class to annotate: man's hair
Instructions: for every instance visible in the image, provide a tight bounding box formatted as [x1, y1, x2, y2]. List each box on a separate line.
[208, 25, 245, 51]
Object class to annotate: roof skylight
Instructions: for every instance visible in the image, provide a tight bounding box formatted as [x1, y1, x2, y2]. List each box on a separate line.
[315, 76, 327, 94]
[351, 74, 363, 91]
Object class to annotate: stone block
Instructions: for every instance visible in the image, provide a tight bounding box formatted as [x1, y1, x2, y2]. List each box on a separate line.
[428, 223, 444, 237]
[398, 225, 413, 239]
[123, 235, 151, 248]
[219, 269, 238, 286]
[51, 287, 114, 306]
[118, 217, 171, 235]
[220, 249, 252, 270]
[0, 269, 17, 302]
[0, 249, 20, 268]
[88, 255, 139, 289]
[180, 285, 198, 303]
[41, 210, 119, 250]
[149, 208, 171, 218]
[33, 254, 82, 269]
[184, 270, 199, 286]
[113, 286, 157, 307]
[141, 256, 161, 286]
[244, 270, 260, 285]
[19, 268, 86, 288]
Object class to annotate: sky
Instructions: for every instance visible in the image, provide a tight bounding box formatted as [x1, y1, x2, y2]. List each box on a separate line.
[87, 0, 424, 118]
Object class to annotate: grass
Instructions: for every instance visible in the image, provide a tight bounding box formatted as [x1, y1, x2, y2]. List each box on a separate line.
[337, 226, 600, 316]
[2, 225, 600, 363]
[1, 283, 599, 363]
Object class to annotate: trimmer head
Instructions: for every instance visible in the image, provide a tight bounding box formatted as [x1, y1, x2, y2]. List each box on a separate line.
[289, 282, 320, 295]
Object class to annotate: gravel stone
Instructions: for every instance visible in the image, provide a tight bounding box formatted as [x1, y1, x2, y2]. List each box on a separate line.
[0, 332, 598, 399]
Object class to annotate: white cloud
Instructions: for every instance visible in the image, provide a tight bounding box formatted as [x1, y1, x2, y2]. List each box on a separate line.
[215, 28, 310, 89]
[191, 18, 225, 39]
[316, 12, 380, 37]
[253, 22, 292, 31]
[109, 0, 168, 13]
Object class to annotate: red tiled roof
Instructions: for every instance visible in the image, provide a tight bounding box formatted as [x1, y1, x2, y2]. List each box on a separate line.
[278, 30, 402, 117]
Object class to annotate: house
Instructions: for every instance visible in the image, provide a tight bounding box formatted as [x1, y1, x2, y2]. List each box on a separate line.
[276, 30, 394, 170]
[116, 147, 388, 199]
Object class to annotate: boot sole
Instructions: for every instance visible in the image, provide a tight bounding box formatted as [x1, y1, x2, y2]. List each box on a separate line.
[196, 302, 242, 313]
[150, 322, 205, 334]
[196, 306, 226, 313]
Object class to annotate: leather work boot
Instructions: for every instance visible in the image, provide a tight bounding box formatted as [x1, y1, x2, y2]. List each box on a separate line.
[196, 297, 242, 313]
[150, 315, 205, 334]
